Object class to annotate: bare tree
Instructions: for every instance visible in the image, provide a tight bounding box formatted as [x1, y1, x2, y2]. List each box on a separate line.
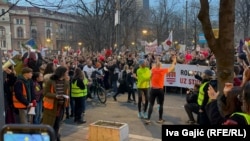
[73, 0, 114, 51]
[235, 0, 250, 38]
[0, 0, 66, 17]
[198, 0, 235, 92]
[150, 0, 181, 45]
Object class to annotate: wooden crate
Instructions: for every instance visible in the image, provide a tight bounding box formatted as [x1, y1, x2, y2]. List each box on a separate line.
[89, 120, 129, 141]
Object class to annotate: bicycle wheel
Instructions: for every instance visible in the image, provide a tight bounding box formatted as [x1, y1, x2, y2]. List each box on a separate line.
[97, 87, 107, 104]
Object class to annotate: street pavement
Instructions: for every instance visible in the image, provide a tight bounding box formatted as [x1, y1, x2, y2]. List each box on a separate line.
[61, 92, 188, 141]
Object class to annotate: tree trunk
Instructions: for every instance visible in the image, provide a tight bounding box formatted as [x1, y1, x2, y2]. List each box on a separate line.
[198, 0, 235, 93]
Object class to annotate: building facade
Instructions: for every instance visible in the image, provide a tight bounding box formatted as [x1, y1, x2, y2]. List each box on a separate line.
[135, 0, 149, 10]
[0, 1, 80, 52]
[0, 0, 11, 51]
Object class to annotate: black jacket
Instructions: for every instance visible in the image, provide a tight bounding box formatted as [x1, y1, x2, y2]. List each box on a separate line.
[14, 76, 35, 107]
[186, 90, 198, 104]
[205, 100, 225, 125]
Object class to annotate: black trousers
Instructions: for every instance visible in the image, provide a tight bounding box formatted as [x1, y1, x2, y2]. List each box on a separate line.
[147, 88, 164, 120]
[137, 88, 149, 113]
[53, 106, 64, 141]
[73, 97, 83, 121]
[184, 103, 199, 121]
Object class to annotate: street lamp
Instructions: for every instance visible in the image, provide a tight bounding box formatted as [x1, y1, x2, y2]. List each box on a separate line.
[78, 42, 82, 46]
[142, 30, 148, 35]
[46, 38, 51, 48]
[46, 38, 51, 43]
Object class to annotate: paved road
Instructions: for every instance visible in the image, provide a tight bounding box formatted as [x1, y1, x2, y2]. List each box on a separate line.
[61, 92, 189, 140]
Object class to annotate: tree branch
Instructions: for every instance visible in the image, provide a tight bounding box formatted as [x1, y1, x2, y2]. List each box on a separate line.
[198, 0, 216, 50]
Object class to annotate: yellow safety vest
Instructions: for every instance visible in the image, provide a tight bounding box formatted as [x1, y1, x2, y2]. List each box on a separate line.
[231, 112, 250, 125]
[71, 80, 85, 97]
[197, 82, 208, 106]
[83, 78, 88, 97]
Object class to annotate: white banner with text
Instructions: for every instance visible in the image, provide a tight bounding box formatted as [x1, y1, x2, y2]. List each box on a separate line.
[162, 64, 210, 89]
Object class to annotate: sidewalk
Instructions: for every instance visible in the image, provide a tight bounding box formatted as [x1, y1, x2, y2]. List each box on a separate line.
[60, 123, 161, 141]
[60, 93, 186, 141]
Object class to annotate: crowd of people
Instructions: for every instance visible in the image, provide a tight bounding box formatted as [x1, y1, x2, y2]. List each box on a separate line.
[2, 45, 250, 140]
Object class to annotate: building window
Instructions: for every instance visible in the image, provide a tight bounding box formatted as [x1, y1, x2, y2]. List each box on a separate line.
[0, 40, 6, 48]
[16, 19, 23, 25]
[60, 24, 63, 29]
[0, 26, 5, 37]
[69, 25, 72, 30]
[46, 21, 51, 27]
[46, 29, 51, 39]
[31, 21, 36, 26]
[31, 29, 37, 39]
[17, 27, 24, 38]
[17, 41, 21, 48]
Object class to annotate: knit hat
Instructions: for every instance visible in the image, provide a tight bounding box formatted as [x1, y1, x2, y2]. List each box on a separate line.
[209, 80, 218, 91]
[204, 69, 214, 77]
[138, 59, 145, 65]
[238, 52, 247, 60]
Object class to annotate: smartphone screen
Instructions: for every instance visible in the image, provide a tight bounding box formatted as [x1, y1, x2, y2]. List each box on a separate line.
[4, 131, 50, 141]
[1, 124, 55, 141]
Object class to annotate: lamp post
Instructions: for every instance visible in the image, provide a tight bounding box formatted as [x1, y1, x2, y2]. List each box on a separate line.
[115, 0, 121, 52]
[142, 30, 148, 46]
[0, 49, 5, 126]
[185, 0, 188, 47]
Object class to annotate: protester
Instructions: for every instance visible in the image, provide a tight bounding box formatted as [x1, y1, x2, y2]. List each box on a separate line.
[136, 59, 151, 119]
[184, 83, 200, 124]
[195, 69, 214, 125]
[71, 68, 87, 124]
[13, 67, 36, 124]
[32, 72, 44, 124]
[145, 55, 176, 124]
[42, 66, 70, 141]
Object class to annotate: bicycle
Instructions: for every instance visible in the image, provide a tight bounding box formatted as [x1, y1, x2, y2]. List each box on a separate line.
[89, 77, 107, 104]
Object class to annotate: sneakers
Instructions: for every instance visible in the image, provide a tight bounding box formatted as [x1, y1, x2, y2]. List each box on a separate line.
[74, 120, 86, 124]
[113, 96, 117, 101]
[138, 112, 144, 119]
[127, 100, 132, 103]
[145, 119, 151, 124]
[157, 119, 165, 124]
[186, 120, 195, 124]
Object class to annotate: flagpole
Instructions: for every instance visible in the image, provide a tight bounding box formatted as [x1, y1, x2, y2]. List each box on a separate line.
[185, 0, 188, 47]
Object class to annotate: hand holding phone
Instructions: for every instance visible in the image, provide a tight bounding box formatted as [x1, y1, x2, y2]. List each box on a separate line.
[1, 124, 56, 141]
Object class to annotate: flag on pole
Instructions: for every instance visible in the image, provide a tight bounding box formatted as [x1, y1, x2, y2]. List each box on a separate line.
[237, 39, 244, 53]
[162, 31, 173, 50]
[22, 38, 38, 51]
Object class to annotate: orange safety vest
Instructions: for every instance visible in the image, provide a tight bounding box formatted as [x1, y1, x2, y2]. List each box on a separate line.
[12, 82, 27, 109]
[43, 84, 69, 110]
